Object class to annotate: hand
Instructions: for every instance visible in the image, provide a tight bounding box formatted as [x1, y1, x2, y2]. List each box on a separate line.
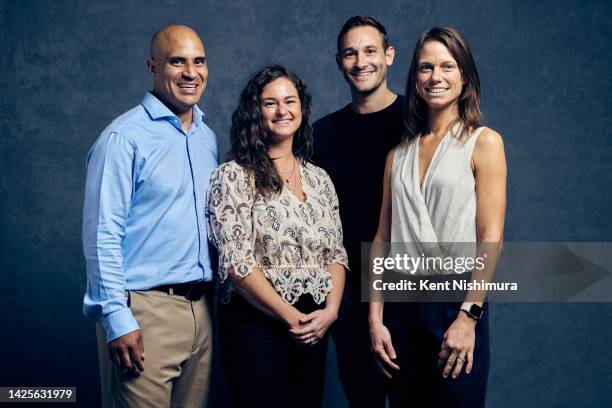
[437, 312, 476, 379]
[289, 308, 338, 346]
[108, 329, 145, 372]
[285, 311, 309, 344]
[369, 319, 400, 378]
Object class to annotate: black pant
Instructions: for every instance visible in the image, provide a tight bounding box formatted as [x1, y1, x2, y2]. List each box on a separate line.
[384, 302, 490, 408]
[219, 294, 329, 408]
[331, 284, 388, 408]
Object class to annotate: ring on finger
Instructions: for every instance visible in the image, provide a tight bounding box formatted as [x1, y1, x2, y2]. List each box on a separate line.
[456, 357, 465, 364]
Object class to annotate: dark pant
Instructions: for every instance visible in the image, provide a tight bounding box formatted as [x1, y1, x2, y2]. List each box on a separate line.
[331, 284, 388, 408]
[219, 294, 329, 408]
[384, 302, 490, 408]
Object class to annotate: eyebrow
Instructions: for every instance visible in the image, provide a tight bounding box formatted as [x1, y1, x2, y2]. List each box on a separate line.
[341, 45, 378, 52]
[261, 95, 298, 101]
[418, 60, 456, 65]
[167, 55, 206, 61]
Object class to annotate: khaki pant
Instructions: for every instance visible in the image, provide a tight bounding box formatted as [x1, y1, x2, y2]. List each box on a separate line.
[97, 290, 212, 408]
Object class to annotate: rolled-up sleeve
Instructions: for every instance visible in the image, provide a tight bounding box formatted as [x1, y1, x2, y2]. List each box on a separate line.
[82, 131, 139, 342]
[206, 162, 257, 282]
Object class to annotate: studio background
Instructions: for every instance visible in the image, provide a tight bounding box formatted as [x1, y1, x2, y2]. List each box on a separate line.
[1, 0, 611, 407]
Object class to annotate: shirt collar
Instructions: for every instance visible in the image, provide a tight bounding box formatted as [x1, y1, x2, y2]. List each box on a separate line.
[192, 104, 206, 127]
[141, 91, 206, 126]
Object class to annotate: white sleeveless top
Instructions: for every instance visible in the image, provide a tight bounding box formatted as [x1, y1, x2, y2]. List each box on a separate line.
[390, 126, 485, 275]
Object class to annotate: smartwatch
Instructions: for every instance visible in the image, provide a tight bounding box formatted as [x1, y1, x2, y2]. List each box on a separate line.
[460, 302, 483, 320]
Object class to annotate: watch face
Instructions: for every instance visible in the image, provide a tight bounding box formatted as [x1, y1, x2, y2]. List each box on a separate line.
[470, 304, 483, 319]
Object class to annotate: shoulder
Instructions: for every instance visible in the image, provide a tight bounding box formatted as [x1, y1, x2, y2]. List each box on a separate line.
[212, 160, 249, 181]
[87, 106, 146, 160]
[209, 161, 254, 201]
[305, 161, 330, 179]
[472, 127, 506, 168]
[89, 105, 149, 155]
[100, 104, 148, 140]
[474, 127, 504, 152]
[392, 94, 405, 109]
[313, 105, 351, 133]
[304, 162, 335, 188]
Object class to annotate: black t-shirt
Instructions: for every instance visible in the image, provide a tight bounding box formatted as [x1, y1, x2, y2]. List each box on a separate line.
[313, 95, 405, 287]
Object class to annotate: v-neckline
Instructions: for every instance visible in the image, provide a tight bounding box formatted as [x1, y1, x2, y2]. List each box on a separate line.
[283, 162, 308, 204]
[416, 132, 447, 192]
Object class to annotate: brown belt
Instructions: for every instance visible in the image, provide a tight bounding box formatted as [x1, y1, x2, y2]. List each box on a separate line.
[150, 282, 210, 301]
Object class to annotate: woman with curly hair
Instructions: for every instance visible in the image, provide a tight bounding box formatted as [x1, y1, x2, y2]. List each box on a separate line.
[206, 65, 347, 408]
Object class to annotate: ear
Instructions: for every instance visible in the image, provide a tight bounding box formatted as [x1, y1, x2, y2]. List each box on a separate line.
[147, 58, 156, 75]
[385, 46, 396, 66]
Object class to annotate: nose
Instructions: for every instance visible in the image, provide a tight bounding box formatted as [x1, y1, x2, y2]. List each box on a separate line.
[430, 67, 442, 82]
[355, 51, 368, 69]
[182, 62, 197, 79]
[276, 103, 287, 116]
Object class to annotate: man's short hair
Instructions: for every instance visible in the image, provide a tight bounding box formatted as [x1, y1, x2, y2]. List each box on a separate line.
[336, 16, 389, 54]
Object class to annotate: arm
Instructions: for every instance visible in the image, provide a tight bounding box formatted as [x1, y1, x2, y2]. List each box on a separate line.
[368, 149, 400, 377]
[229, 265, 306, 329]
[438, 128, 506, 379]
[82, 131, 144, 371]
[290, 169, 346, 344]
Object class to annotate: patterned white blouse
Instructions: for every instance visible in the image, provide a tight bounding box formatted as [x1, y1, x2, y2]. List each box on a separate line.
[206, 160, 348, 304]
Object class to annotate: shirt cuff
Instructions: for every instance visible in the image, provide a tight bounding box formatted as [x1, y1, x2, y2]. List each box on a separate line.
[101, 307, 140, 342]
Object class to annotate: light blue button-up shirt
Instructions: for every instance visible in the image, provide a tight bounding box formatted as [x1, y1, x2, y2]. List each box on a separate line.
[82, 92, 218, 342]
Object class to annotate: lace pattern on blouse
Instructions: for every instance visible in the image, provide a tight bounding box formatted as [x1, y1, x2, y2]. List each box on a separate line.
[206, 160, 348, 304]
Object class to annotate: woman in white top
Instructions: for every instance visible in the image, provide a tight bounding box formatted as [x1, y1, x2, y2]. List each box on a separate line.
[369, 27, 506, 407]
[207, 65, 347, 408]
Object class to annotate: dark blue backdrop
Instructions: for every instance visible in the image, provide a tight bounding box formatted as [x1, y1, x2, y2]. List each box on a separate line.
[1, 1, 611, 407]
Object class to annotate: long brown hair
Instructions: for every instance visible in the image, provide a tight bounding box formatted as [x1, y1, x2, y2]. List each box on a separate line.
[403, 27, 482, 142]
[229, 65, 313, 198]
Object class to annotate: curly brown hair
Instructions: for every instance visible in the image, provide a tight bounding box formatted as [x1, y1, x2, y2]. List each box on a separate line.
[229, 65, 313, 198]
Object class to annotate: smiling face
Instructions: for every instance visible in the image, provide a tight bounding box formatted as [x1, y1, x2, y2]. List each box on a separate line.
[260, 77, 302, 143]
[147, 26, 208, 115]
[416, 40, 464, 112]
[337, 25, 394, 95]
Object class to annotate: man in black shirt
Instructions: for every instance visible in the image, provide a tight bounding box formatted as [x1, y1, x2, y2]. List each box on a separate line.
[313, 16, 405, 408]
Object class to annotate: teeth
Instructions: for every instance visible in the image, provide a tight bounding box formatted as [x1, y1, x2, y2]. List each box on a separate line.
[274, 120, 290, 124]
[178, 83, 196, 88]
[354, 71, 374, 76]
[427, 87, 448, 93]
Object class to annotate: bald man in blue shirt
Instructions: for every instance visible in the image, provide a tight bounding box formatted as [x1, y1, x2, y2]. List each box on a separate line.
[82, 25, 218, 407]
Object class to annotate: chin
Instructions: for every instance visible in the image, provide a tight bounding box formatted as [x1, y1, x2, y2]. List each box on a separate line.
[270, 131, 296, 142]
[179, 96, 201, 107]
[353, 79, 383, 94]
[426, 98, 454, 110]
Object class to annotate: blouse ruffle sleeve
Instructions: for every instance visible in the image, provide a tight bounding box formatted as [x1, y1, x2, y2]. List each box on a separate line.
[320, 170, 349, 270]
[206, 162, 257, 281]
